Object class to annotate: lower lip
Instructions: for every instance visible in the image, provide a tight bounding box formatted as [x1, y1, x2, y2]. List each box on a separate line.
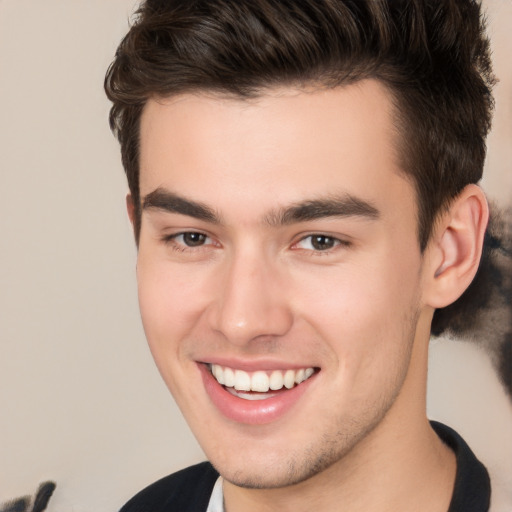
[199, 364, 316, 425]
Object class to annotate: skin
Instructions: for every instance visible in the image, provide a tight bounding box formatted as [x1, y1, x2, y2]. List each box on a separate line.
[133, 80, 488, 511]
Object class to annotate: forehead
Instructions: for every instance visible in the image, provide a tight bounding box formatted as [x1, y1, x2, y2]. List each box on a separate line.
[138, 81, 414, 224]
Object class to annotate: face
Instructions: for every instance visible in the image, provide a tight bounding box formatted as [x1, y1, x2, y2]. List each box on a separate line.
[136, 81, 431, 489]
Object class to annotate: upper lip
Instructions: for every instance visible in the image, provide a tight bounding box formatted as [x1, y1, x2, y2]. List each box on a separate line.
[198, 357, 318, 372]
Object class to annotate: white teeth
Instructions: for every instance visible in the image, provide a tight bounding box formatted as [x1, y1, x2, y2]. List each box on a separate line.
[269, 370, 284, 390]
[226, 388, 275, 401]
[210, 364, 316, 393]
[234, 370, 251, 391]
[224, 367, 235, 387]
[284, 369, 295, 389]
[213, 364, 225, 385]
[251, 371, 270, 392]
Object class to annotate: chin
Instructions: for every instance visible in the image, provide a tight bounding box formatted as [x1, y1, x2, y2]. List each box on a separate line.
[216, 463, 318, 490]
[207, 434, 356, 490]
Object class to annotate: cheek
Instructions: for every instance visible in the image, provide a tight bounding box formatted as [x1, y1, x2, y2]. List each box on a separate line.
[136, 257, 212, 360]
[136, 261, 215, 410]
[294, 254, 421, 367]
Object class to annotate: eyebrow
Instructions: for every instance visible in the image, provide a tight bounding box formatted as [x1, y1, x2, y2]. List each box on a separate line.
[143, 188, 221, 223]
[265, 195, 380, 226]
[142, 188, 380, 226]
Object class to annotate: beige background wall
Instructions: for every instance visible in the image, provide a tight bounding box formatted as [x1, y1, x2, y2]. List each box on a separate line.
[0, 1, 510, 511]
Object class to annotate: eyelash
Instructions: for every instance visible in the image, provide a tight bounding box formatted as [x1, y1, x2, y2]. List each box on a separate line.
[162, 231, 350, 255]
[162, 232, 215, 252]
[292, 234, 350, 254]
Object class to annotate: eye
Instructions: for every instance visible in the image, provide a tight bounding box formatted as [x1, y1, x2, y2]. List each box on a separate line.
[294, 234, 344, 251]
[178, 232, 208, 247]
[165, 231, 213, 248]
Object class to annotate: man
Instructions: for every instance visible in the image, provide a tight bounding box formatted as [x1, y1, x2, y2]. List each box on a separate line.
[105, 1, 495, 510]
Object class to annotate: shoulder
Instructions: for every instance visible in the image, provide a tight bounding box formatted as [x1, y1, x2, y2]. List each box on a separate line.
[119, 461, 219, 512]
[431, 421, 491, 512]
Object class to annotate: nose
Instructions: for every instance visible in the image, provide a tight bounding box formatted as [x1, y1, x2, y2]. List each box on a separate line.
[207, 250, 293, 346]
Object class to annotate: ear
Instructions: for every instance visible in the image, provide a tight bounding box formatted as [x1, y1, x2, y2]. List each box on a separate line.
[126, 193, 136, 229]
[423, 184, 489, 309]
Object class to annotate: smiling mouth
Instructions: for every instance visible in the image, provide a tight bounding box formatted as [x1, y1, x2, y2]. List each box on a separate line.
[209, 364, 317, 400]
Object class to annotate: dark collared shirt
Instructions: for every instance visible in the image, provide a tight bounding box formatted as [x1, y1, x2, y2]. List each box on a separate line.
[120, 421, 491, 512]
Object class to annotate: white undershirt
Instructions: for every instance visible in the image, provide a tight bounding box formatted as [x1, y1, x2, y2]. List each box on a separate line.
[206, 476, 225, 512]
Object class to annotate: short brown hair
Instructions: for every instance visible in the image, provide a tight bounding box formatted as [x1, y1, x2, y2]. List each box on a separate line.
[105, 0, 495, 250]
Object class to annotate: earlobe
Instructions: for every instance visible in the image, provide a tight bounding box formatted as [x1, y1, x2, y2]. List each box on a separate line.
[425, 185, 489, 309]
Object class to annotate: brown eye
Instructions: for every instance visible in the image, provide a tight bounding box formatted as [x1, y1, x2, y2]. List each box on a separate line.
[310, 235, 337, 251]
[181, 232, 208, 247]
[294, 234, 343, 252]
